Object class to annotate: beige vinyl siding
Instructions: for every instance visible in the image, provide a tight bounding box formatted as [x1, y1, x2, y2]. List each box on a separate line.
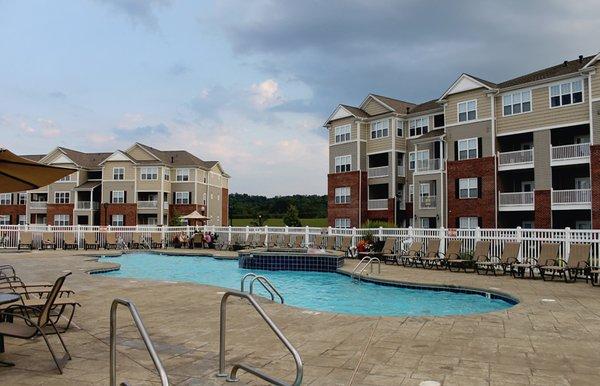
[592, 71, 600, 100]
[446, 120, 493, 160]
[592, 101, 600, 145]
[103, 162, 136, 180]
[445, 88, 491, 126]
[496, 80, 589, 135]
[329, 142, 358, 174]
[101, 181, 135, 203]
[366, 118, 393, 154]
[328, 118, 357, 145]
[533, 130, 551, 190]
[127, 146, 156, 161]
[358, 122, 368, 140]
[362, 97, 390, 116]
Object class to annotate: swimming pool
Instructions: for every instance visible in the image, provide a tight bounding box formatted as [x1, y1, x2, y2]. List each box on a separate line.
[97, 253, 516, 317]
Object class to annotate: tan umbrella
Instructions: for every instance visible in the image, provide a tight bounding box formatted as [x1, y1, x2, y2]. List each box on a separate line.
[0, 148, 75, 193]
[181, 210, 211, 226]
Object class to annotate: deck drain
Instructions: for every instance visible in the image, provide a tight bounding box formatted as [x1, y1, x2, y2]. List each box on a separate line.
[541, 298, 556, 302]
[420, 381, 441, 386]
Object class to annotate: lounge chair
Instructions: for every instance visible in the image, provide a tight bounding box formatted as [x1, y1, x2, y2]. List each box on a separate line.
[434, 239, 463, 270]
[392, 241, 423, 266]
[415, 239, 441, 268]
[291, 235, 303, 248]
[0, 272, 72, 373]
[41, 232, 57, 250]
[104, 232, 118, 249]
[17, 231, 33, 250]
[253, 233, 266, 248]
[266, 234, 277, 248]
[447, 241, 490, 273]
[312, 235, 324, 249]
[191, 233, 204, 248]
[279, 234, 291, 248]
[362, 237, 394, 260]
[130, 232, 141, 249]
[476, 242, 520, 276]
[84, 232, 99, 250]
[151, 232, 163, 249]
[325, 236, 336, 251]
[512, 242, 560, 279]
[540, 243, 590, 282]
[62, 233, 78, 250]
[336, 236, 352, 256]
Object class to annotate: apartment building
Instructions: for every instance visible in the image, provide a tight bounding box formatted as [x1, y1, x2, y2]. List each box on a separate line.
[0, 143, 229, 226]
[326, 52, 600, 229]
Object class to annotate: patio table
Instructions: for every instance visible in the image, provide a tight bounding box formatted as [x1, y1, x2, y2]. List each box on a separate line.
[0, 292, 21, 367]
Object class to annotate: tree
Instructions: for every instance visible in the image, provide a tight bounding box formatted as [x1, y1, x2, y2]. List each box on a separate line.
[283, 204, 302, 227]
[250, 211, 268, 226]
[170, 209, 184, 226]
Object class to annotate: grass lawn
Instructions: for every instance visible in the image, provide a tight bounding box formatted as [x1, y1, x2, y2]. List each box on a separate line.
[231, 218, 328, 227]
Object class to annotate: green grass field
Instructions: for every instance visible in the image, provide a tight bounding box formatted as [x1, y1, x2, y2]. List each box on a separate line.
[231, 218, 328, 227]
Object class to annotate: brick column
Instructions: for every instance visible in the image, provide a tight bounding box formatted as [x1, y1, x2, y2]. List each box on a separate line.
[591, 145, 600, 229]
[534, 190, 552, 228]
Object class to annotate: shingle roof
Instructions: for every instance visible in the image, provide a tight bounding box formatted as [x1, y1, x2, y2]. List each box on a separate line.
[20, 154, 45, 162]
[408, 128, 445, 143]
[408, 99, 442, 115]
[466, 74, 497, 89]
[57, 148, 111, 169]
[498, 55, 595, 89]
[339, 104, 370, 118]
[370, 94, 416, 114]
[135, 143, 222, 171]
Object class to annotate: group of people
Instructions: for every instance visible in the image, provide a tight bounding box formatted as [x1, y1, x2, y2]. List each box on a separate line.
[172, 230, 217, 249]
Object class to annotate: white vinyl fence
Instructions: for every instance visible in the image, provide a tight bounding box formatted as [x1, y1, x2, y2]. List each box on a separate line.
[1, 225, 600, 267]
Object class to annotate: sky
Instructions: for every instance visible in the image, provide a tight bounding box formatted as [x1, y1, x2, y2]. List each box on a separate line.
[0, 1, 599, 196]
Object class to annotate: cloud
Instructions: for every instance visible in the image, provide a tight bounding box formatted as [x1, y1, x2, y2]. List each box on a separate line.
[112, 123, 172, 141]
[95, 0, 172, 31]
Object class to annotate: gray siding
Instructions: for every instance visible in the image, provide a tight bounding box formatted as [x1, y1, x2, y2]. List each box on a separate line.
[446, 120, 493, 160]
[329, 142, 358, 174]
[533, 130, 551, 190]
[593, 101, 600, 145]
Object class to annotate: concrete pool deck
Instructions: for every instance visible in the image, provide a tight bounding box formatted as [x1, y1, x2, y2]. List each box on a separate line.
[0, 249, 600, 385]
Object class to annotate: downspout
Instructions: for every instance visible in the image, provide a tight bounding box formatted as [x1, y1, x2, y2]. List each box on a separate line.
[490, 92, 498, 228]
[357, 121, 362, 226]
[391, 118, 397, 226]
[587, 72, 594, 227]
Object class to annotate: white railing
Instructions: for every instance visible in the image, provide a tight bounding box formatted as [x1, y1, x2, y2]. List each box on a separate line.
[368, 166, 389, 178]
[397, 167, 405, 177]
[29, 201, 47, 210]
[415, 158, 441, 173]
[498, 149, 534, 167]
[551, 143, 590, 161]
[552, 189, 591, 205]
[499, 192, 534, 206]
[137, 201, 159, 209]
[163, 202, 169, 210]
[76, 201, 100, 210]
[367, 199, 388, 210]
[419, 195, 437, 209]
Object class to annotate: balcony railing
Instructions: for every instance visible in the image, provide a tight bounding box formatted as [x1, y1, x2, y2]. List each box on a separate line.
[367, 199, 388, 210]
[76, 201, 99, 210]
[29, 201, 47, 210]
[498, 149, 534, 168]
[368, 166, 389, 178]
[551, 143, 590, 162]
[499, 192, 534, 209]
[415, 159, 441, 173]
[419, 195, 437, 209]
[397, 167, 405, 177]
[137, 201, 159, 209]
[163, 202, 169, 210]
[552, 189, 591, 206]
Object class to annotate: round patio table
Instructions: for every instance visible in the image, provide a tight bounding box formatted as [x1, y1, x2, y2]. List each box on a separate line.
[0, 292, 20, 367]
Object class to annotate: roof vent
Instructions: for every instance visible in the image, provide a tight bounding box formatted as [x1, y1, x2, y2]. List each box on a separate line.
[563, 60, 568, 67]
[406, 107, 410, 114]
[579, 55, 584, 63]
[171, 156, 174, 163]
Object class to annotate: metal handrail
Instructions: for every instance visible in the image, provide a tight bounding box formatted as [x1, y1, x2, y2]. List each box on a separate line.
[352, 257, 381, 281]
[240, 272, 258, 292]
[217, 290, 303, 386]
[249, 276, 285, 304]
[110, 298, 169, 386]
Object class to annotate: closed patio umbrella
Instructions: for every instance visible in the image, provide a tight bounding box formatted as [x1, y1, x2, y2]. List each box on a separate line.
[0, 148, 75, 193]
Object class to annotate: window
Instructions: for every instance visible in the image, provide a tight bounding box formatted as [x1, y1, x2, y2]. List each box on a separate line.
[54, 214, 69, 226]
[112, 190, 125, 203]
[18, 193, 26, 205]
[202, 193, 207, 205]
[175, 192, 190, 204]
[408, 152, 416, 170]
[111, 214, 124, 226]
[433, 114, 445, 128]
[416, 150, 429, 169]
[503, 90, 531, 116]
[176, 168, 190, 181]
[335, 187, 351, 204]
[409, 117, 429, 137]
[163, 168, 170, 181]
[140, 167, 158, 180]
[459, 217, 478, 229]
[550, 79, 583, 107]
[58, 174, 72, 182]
[457, 138, 478, 160]
[334, 124, 351, 143]
[0, 215, 9, 225]
[458, 100, 477, 122]
[419, 183, 430, 198]
[0, 193, 11, 205]
[370, 120, 389, 139]
[420, 218, 431, 228]
[113, 168, 124, 180]
[54, 192, 70, 204]
[459, 178, 478, 198]
[396, 120, 404, 137]
[18, 215, 26, 225]
[335, 155, 352, 173]
[408, 185, 414, 202]
[335, 218, 351, 228]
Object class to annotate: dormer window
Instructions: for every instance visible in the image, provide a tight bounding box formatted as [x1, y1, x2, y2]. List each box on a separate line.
[458, 100, 477, 122]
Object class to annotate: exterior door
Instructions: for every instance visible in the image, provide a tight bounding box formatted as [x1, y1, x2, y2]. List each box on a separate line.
[521, 181, 534, 192]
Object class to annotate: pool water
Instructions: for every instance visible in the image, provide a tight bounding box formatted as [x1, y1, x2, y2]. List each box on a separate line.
[98, 253, 515, 317]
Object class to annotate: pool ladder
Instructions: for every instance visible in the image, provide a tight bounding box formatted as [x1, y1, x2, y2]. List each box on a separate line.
[240, 273, 285, 304]
[351, 257, 381, 282]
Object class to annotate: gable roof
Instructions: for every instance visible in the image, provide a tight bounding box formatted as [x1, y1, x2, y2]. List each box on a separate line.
[407, 99, 442, 115]
[439, 73, 497, 100]
[58, 148, 111, 169]
[324, 104, 369, 125]
[20, 154, 45, 162]
[133, 143, 226, 173]
[361, 94, 416, 114]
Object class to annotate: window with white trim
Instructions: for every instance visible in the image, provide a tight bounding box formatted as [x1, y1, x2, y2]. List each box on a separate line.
[0, 215, 9, 225]
[334, 155, 352, 173]
[54, 214, 69, 226]
[54, 192, 70, 204]
[408, 184, 414, 202]
[334, 187, 351, 204]
[457, 138, 478, 160]
[140, 167, 158, 180]
[163, 168, 170, 181]
[176, 168, 190, 181]
[459, 178, 478, 199]
[550, 79, 583, 107]
[396, 120, 404, 137]
[111, 214, 124, 226]
[112, 190, 125, 203]
[175, 192, 190, 204]
[18, 214, 26, 225]
[370, 119, 389, 139]
[335, 218, 351, 228]
[18, 193, 27, 205]
[459, 217, 478, 229]
[409, 117, 429, 137]
[503, 90, 531, 116]
[334, 124, 351, 143]
[408, 152, 415, 170]
[0, 193, 11, 205]
[58, 174, 72, 182]
[202, 193, 207, 205]
[458, 100, 477, 122]
[113, 167, 124, 180]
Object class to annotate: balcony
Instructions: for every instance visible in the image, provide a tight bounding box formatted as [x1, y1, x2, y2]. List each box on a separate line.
[415, 159, 441, 174]
[499, 192, 534, 211]
[163, 202, 169, 210]
[419, 195, 437, 209]
[551, 189, 591, 210]
[368, 166, 389, 178]
[76, 201, 99, 210]
[137, 201, 159, 209]
[367, 199, 388, 211]
[551, 143, 590, 166]
[29, 201, 47, 210]
[498, 149, 534, 171]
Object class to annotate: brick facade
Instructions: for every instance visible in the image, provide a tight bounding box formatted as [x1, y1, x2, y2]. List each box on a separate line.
[591, 145, 600, 228]
[534, 190, 552, 228]
[0, 205, 26, 224]
[365, 198, 395, 224]
[221, 188, 229, 225]
[327, 171, 367, 227]
[447, 157, 496, 228]
[100, 204, 137, 226]
[169, 204, 208, 224]
[46, 204, 74, 225]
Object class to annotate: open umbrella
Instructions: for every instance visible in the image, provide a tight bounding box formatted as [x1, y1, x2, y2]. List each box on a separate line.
[0, 148, 75, 193]
[181, 210, 211, 226]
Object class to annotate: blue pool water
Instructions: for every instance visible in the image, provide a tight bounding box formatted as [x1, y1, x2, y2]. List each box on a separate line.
[98, 253, 516, 317]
